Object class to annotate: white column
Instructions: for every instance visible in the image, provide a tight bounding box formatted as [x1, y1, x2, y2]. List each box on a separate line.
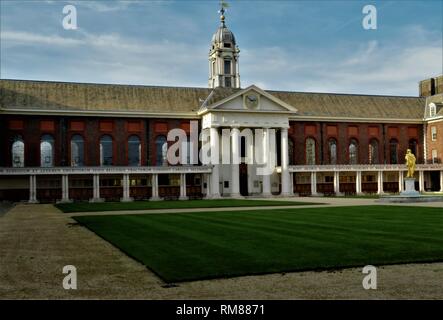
[440, 171, 443, 192]
[310, 171, 318, 196]
[356, 171, 363, 195]
[94, 175, 100, 199]
[179, 173, 188, 200]
[121, 174, 133, 202]
[204, 173, 212, 199]
[419, 170, 425, 193]
[377, 171, 384, 195]
[262, 128, 272, 197]
[398, 171, 404, 193]
[150, 174, 161, 201]
[230, 127, 241, 198]
[247, 136, 254, 195]
[280, 127, 290, 196]
[210, 127, 221, 198]
[58, 175, 72, 203]
[28, 175, 38, 204]
[334, 171, 341, 195]
[235, 56, 241, 88]
[289, 172, 294, 195]
[90, 174, 103, 202]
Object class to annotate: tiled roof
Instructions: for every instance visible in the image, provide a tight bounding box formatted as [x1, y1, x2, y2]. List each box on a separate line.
[0, 79, 425, 120]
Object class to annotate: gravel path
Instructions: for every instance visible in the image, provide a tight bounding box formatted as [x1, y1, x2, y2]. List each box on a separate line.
[0, 203, 442, 299]
[0, 202, 13, 217]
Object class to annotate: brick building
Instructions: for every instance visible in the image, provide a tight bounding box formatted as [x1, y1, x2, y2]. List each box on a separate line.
[0, 10, 442, 203]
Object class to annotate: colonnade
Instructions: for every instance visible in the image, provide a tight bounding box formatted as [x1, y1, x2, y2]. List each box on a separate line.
[28, 173, 191, 203]
[303, 169, 442, 195]
[206, 126, 290, 198]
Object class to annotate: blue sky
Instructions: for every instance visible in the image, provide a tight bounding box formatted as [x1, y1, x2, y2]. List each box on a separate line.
[1, 0, 442, 96]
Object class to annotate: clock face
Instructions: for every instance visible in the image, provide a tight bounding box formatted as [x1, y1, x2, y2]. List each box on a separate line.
[244, 93, 259, 109]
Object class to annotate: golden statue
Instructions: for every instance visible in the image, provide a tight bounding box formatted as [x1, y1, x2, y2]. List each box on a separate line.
[405, 149, 416, 178]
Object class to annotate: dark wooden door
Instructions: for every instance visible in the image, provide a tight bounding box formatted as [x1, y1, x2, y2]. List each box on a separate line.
[240, 163, 248, 196]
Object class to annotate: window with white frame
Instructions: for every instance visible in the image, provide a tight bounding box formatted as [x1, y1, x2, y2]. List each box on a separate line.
[71, 134, 84, 167]
[128, 135, 141, 166]
[305, 138, 316, 165]
[429, 103, 436, 117]
[12, 136, 25, 167]
[431, 126, 437, 141]
[349, 139, 359, 165]
[432, 149, 438, 164]
[40, 134, 54, 167]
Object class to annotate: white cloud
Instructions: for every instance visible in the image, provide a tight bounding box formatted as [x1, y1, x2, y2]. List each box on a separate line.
[1, 23, 442, 95]
[240, 37, 442, 96]
[1, 31, 82, 46]
[341, 40, 378, 66]
[1, 29, 208, 87]
[44, 0, 145, 12]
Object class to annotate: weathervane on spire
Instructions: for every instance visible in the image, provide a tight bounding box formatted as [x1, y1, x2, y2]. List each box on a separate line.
[218, 0, 229, 26]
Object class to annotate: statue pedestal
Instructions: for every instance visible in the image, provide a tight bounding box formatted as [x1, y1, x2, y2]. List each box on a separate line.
[378, 176, 443, 203]
[400, 178, 420, 196]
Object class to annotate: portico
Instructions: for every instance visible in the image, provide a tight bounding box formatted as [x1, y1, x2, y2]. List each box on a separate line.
[199, 85, 298, 198]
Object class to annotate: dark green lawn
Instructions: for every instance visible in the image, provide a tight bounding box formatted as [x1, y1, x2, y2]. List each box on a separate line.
[73, 206, 443, 283]
[56, 199, 316, 213]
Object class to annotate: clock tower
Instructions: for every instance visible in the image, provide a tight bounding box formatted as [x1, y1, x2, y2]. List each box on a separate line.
[208, 5, 240, 89]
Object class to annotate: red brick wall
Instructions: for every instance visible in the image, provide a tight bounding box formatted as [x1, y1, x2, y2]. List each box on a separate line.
[2, 116, 157, 167]
[289, 121, 423, 165]
[1, 115, 424, 167]
[148, 119, 197, 166]
[426, 120, 443, 163]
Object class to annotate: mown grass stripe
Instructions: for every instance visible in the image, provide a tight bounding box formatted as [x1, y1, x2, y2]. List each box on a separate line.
[74, 205, 443, 282]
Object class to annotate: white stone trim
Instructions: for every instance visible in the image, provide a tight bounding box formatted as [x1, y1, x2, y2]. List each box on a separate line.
[288, 164, 443, 172]
[200, 85, 298, 115]
[0, 108, 199, 119]
[288, 116, 423, 124]
[0, 166, 212, 176]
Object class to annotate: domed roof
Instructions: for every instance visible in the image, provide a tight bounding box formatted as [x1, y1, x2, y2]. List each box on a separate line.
[212, 25, 236, 45]
[211, 8, 236, 46]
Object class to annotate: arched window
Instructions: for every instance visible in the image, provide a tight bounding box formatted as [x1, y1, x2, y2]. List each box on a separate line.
[389, 139, 398, 164]
[305, 138, 316, 165]
[155, 135, 167, 166]
[11, 136, 25, 167]
[368, 139, 379, 164]
[408, 139, 418, 156]
[71, 135, 84, 167]
[429, 103, 436, 117]
[328, 139, 337, 164]
[40, 134, 54, 167]
[288, 138, 295, 165]
[128, 135, 141, 166]
[349, 139, 358, 164]
[100, 135, 113, 166]
[241, 136, 246, 159]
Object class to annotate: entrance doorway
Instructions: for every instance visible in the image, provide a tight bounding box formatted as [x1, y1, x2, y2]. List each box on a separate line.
[430, 171, 441, 191]
[240, 163, 248, 196]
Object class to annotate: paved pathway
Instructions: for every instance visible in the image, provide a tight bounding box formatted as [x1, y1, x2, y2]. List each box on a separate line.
[0, 202, 442, 299]
[0, 202, 13, 217]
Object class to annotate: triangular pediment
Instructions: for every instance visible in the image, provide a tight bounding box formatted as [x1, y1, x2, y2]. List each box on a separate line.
[198, 85, 298, 115]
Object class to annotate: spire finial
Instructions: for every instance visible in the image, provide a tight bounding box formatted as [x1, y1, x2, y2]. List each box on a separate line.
[218, 0, 229, 26]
